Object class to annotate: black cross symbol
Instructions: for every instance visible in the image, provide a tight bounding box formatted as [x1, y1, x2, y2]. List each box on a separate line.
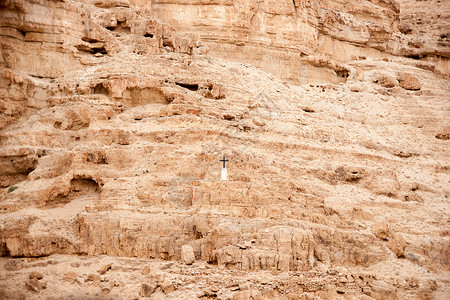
[220, 156, 229, 168]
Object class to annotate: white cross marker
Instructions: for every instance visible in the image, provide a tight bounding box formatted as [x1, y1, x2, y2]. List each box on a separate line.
[220, 156, 229, 180]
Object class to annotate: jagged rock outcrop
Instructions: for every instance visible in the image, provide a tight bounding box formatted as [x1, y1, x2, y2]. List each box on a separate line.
[0, 0, 449, 299]
[0, 0, 207, 128]
[152, 0, 450, 82]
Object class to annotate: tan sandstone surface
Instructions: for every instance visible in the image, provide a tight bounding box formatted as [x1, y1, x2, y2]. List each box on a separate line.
[0, 0, 449, 299]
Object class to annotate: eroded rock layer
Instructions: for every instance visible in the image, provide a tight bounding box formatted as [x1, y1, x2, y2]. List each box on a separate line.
[0, 0, 449, 299]
[152, 0, 450, 83]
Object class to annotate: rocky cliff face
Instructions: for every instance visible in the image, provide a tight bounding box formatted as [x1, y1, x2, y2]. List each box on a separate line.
[152, 0, 449, 83]
[0, 0, 449, 299]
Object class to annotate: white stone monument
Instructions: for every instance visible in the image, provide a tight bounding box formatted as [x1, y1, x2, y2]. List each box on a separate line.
[220, 156, 229, 181]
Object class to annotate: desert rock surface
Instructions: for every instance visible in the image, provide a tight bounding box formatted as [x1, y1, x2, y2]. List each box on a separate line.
[0, 0, 449, 299]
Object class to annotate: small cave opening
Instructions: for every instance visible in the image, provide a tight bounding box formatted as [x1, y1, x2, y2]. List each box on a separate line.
[194, 230, 204, 240]
[17, 29, 26, 37]
[439, 33, 449, 40]
[86, 152, 108, 164]
[81, 37, 100, 43]
[175, 82, 199, 91]
[117, 20, 127, 27]
[0, 242, 11, 257]
[92, 83, 109, 96]
[407, 54, 427, 60]
[144, 33, 154, 38]
[70, 178, 100, 194]
[162, 38, 174, 48]
[92, 46, 107, 55]
[106, 20, 131, 33]
[336, 70, 349, 78]
[46, 177, 101, 208]
[76, 44, 108, 55]
[37, 150, 47, 158]
[302, 107, 315, 113]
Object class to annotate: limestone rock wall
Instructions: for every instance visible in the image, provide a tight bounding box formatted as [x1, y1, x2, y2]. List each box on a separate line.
[0, 0, 449, 299]
[0, 0, 207, 129]
[151, 0, 450, 83]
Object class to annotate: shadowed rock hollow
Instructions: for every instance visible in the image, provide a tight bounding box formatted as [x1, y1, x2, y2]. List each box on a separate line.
[0, 0, 449, 299]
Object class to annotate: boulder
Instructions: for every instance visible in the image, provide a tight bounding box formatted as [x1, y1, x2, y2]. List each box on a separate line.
[160, 278, 175, 294]
[370, 281, 397, 300]
[64, 271, 78, 282]
[252, 116, 266, 127]
[388, 232, 406, 257]
[375, 73, 398, 88]
[28, 271, 43, 280]
[233, 290, 263, 300]
[25, 278, 46, 293]
[398, 73, 421, 90]
[372, 222, 389, 240]
[181, 244, 195, 265]
[139, 282, 157, 297]
[314, 245, 330, 263]
[86, 273, 101, 282]
[200, 82, 225, 99]
[435, 127, 449, 140]
[98, 263, 112, 275]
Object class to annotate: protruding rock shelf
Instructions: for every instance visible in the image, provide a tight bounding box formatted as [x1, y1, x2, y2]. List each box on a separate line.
[0, 0, 449, 299]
